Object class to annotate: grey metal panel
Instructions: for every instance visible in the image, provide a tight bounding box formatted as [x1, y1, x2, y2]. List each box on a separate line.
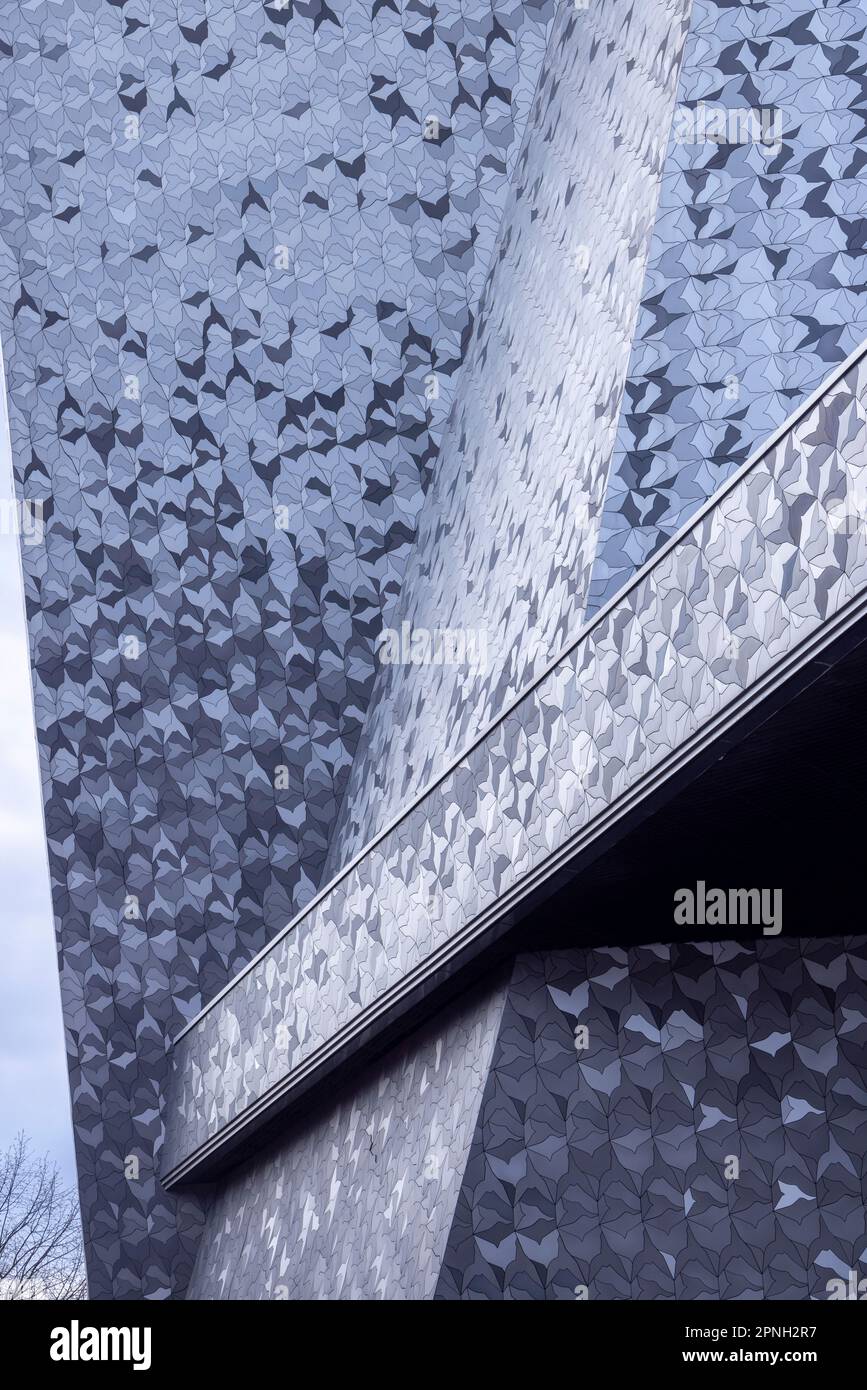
[187, 972, 508, 1300]
[185, 938, 867, 1300]
[326, 0, 692, 874]
[439, 939, 867, 1301]
[590, 0, 867, 611]
[0, 0, 552, 1299]
[163, 342, 867, 1184]
[8, 0, 867, 1301]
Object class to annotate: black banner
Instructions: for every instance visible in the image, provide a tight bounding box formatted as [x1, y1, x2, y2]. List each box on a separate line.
[1, 1295, 861, 1376]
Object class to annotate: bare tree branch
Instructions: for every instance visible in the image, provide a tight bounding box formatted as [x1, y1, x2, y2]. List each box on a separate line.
[0, 1133, 86, 1300]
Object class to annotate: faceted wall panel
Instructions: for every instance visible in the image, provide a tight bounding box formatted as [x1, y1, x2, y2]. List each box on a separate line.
[163, 343, 867, 1189]
[438, 939, 867, 1301]
[0, 0, 552, 1298]
[327, 0, 692, 870]
[187, 973, 508, 1300]
[7, 0, 867, 1305]
[590, 0, 867, 610]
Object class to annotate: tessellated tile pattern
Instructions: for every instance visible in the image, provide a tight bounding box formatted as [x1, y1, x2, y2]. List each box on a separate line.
[186, 972, 508, 1299]
[438, 940, 867, 1301]
[164, 342, 867, 1189]
[328, 0, 692, 868]
[6, 0, 867, 1304]
[0, 0, 552, 1298]
[591, 0, 867, 609]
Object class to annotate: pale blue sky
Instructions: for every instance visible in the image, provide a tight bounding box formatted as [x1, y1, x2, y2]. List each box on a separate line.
[0, 347, 77, 1189]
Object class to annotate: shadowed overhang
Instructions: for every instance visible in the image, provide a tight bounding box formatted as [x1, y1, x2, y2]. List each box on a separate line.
[162, 341, 867, 1188]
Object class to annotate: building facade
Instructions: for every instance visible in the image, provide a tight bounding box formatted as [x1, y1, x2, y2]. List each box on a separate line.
[3, 0, 867, 1299]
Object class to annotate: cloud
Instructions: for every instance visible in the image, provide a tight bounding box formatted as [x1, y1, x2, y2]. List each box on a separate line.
[0, 350, 76, 1190]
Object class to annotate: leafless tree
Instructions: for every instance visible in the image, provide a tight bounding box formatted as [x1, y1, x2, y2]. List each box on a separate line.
[0, 1133, 86, 1299]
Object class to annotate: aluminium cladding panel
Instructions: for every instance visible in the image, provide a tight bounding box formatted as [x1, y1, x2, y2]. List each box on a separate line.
[323, 0, 694, 875]
[437, 939, 867, 1301]
[163, 343, 867, 1185]
[186, 937, 867, 1300]
[590, 0, 867, 611]
[0, 0, 552, 1298]
[186, 971, 509, 1300]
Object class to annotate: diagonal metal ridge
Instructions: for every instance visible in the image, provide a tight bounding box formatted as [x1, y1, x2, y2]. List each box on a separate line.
[163, 337, 867, 1186]
[170, 334, 867, 1048]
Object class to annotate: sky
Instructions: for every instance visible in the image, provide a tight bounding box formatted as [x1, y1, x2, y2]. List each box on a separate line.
[0, 346, 78, 1191]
